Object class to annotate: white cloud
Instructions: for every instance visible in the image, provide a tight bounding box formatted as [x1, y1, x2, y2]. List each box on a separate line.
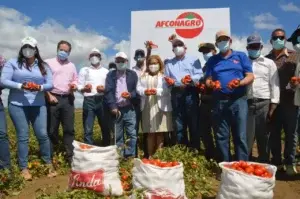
[113, 40, 130, 57]
[0, 6, 120, 108]
[250, 13, 282, 30]
[280, 2, 300, 13]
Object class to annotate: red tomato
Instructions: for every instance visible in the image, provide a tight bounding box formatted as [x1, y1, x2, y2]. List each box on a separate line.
[172, 161, 180, 166]
[160, 162, 168, 167]
[142, 158, 150, 164]
[236, 167, 244, 172]
[165, 162, 173, 167]
[245, 166, 254, 174]
[238, 161, 248, 169]
[254, 168, 264, 176]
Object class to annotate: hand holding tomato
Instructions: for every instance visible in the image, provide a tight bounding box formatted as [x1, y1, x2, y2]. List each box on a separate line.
[144, 88, 157, 96]
[181, 75, 192, 85]
[22, 82, 41, 91]
[82, 84, 92, 93]
[145, 41, 158, 49]
[164, 77, 175, 86]
[195, 82, 206, 93]
[227, 79, 240, 90]
[69, 83, 77, 91]
[96, 85, 105, 93]
[290, 76, 300, 87]
[121, 92, 130, 99]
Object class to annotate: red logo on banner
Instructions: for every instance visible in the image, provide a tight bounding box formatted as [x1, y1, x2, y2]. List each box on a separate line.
[144, 188, 185, 199]
[69, 169, 104, 192]
[155, 12, 204, 39]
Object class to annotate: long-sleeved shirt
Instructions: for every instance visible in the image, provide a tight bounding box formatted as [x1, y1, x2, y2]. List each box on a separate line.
[115, 71, 130, 107]
[247, 56, 280, 103]
[77, 65, 109, 97]
[45, 57, 77, 95]
[293, 53, 300, 106]
[164, 55, 203, 86]
[0, 58, 53, 106]
[132, 65, 146, 78]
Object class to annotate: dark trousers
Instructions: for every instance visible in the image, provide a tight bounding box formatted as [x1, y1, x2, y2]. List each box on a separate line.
[83, 95, 110, 146]
[270, 103, 298, 165]
[0, 102, 10, 169]
[171, 87, 200, 150]
[247, 99, 270, 163]
[47, 93, 75, 163]
[134, 103, 146, 158]
[199, 100, 216, 160]
[212, 96, 248, 162]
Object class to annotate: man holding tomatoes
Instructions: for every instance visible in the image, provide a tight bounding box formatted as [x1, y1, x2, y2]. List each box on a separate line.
[205, 30, 254, 164]
[164, 36, 203, 151]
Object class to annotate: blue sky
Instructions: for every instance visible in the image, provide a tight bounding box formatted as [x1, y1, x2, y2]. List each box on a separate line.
[1, 0, 299, 57]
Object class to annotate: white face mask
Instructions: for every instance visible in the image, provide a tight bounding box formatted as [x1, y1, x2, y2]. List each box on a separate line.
[90, 56, 100, 66]
[22, 47, 35, 58]
[203, 52, 213, 61]
[174, 46, 185, 56]
[293, 44, 300, 52]
[116, 62, 127, 70]
[149, 64, 160, 73]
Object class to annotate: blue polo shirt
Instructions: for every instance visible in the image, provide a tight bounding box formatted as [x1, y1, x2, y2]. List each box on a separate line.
[205, 50, 252, 96]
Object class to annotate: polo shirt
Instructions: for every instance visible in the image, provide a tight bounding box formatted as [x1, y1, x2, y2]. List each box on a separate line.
[205, 50, 253, 96]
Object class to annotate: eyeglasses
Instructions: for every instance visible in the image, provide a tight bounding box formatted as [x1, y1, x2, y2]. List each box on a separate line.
[272, 36, 285, 41]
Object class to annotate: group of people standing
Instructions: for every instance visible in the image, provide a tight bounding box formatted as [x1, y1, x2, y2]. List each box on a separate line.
[0, 25, 300, 181]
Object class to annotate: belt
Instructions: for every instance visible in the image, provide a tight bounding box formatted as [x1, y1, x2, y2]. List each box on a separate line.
[214, 92, 246, 101]
[247, 98, 269, 103]
[50, 92, 70, 98]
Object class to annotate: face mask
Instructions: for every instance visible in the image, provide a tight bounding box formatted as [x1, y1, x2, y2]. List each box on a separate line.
[217, 41, 230, 53]
[116, 62, 127, 70]
[203, 52, 213, 61]
[22, 48, 35, 58]
[174, 47, 185, 56]
[90, 56, 100, 65]
[57, 50, 69, 61]
[109, 68, 116, 71]
[149, 64, 160, 73]
[248, 50, 261, 59]
[294, 44, 300, 52]
[272, 39, 285, 50]
[136, 57, 145, 62]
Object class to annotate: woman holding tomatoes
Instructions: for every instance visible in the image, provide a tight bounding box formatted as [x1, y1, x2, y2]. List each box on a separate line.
[137, 55, 173, 157]
[0, 37, 56, 180]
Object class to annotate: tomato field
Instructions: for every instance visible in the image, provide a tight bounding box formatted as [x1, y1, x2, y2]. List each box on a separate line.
[1, 110, 300, 199]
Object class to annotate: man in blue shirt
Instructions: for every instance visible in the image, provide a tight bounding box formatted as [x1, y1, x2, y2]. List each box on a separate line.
[165, 36, 203, 150]
[205, 30, 254, 163]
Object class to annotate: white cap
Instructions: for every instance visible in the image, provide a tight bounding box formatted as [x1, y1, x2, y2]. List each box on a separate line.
[115, 52, 128, 59]
[172, 37, 185, 44]
[90, 48, 100, 54]
[21, 36, 37, 48]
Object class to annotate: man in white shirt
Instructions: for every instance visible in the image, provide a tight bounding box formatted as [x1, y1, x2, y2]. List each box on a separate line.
[77, 48, 110, 146]
[246, 34, 280, 163]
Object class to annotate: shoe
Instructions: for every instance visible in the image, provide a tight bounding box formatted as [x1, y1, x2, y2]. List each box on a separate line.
[21, 169, 32, 181]
[276, 165, 286, 172]
[286, 165, 298, 176]
[46, 164, 57, 178]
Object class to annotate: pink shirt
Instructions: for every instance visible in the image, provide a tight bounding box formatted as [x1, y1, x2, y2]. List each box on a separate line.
[45, 57, 78, 95]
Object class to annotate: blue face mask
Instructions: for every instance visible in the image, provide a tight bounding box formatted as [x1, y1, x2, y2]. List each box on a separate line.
[248, 50, 261, 59]
[272, 39, 285, 50]
[217, 41, 230, 53]
[203, 52, 213, 61]
[57, 50, 69, 61]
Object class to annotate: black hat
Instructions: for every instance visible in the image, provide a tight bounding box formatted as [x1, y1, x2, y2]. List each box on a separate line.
[198, 43, 216, 52]
[287, 25, 300, 42]
[134, 49, 145, 58]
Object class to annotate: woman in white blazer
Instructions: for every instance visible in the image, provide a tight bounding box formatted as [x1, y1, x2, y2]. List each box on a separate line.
[137, 55, 173, 157]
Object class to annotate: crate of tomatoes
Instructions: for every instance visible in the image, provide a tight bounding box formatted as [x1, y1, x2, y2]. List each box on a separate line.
[217, 161, 277, 199]
[132, 158, 186, 199]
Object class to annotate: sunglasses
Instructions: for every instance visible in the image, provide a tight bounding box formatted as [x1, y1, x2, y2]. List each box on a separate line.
[272, 36, 285, 41]
[173, 43, 184, 48]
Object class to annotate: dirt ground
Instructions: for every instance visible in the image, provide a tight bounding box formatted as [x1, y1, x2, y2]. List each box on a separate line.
[6, 172, 300, 199]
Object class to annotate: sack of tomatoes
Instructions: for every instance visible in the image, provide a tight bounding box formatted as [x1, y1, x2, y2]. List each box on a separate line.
[68, 141, 123, 196]
[132, 158, 187, 199]
[217, 161, 277, 199]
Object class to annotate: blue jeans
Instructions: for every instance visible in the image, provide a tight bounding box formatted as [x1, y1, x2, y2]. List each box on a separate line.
[83, 96, 110, 146]
[9, 104, 51, 169]
[171, 87, 200, 150]
[212, 96, 248, 162]
[0, 102, 10, 169]
[113, 106, 137, 157]
[270, 103, 298, 165]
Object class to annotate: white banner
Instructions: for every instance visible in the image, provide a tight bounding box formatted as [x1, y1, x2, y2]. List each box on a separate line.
[130, 8, 231, 66]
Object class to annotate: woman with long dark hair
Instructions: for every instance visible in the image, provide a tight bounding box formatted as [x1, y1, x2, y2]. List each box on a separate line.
[0, 37, 56, 180]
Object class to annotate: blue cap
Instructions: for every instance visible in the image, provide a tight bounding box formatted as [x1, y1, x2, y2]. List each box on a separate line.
[247, 34, 263, 45]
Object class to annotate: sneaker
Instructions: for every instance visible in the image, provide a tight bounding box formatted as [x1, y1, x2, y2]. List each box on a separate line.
[21, 169, 32, 181]
[46, 164, 57, 178]
[286, 165, 298, 176]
